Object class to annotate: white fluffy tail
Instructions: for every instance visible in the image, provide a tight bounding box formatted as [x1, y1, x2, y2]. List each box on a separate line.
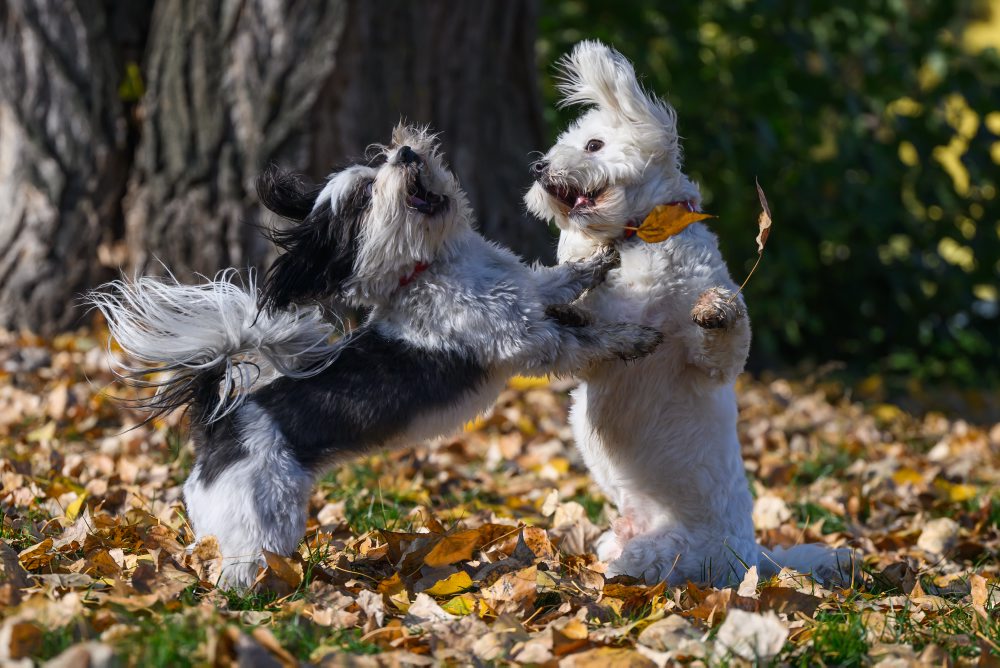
[88, 269, 340, 423]
[758, 544, 862, 588]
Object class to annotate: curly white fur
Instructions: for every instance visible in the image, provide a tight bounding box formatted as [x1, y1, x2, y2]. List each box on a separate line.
[527, 41, 857, 587]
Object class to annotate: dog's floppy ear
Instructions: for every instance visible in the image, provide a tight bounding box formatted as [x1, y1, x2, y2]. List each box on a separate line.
[258, 195, 363, 313]
[557, 41, 677, 133]
[256, 165, 324, 221]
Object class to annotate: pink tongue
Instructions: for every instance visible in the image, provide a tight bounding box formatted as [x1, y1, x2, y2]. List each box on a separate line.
[408, 195, 427, 206]
[574, 195, 593, 208]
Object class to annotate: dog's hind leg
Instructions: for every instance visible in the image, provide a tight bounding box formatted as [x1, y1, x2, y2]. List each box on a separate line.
[184, 403, 314, 590]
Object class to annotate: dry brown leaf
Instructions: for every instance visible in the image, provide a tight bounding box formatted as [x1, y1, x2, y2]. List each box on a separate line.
[971, 574, 989, 620]
[423, 524, 515, 568]
[2, 619, 43, 660]
[262, 550, 303, 590]
[759, 586, 821, 618]
[755, 178, 772, 253]
[683, 586, 732, 626]
[560, 646, 658, 668]
[629, 204, 713, 243]
[481, 565, 537, 613]
[18, 538, 53, 570]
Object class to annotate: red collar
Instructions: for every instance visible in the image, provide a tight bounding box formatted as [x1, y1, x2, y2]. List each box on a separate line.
[399, 261, 431, 287]
[623, 200, 699, 239]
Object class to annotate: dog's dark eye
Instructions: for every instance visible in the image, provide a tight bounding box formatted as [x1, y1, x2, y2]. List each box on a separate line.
[363, 180, 374, 197]
[585, 139, 604, 153]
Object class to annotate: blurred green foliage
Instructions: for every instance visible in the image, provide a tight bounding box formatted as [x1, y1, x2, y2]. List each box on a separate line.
[538, 0, 1000, 386]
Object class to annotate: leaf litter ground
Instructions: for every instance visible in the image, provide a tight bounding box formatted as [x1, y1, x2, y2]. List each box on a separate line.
[1, 326, 999, 666]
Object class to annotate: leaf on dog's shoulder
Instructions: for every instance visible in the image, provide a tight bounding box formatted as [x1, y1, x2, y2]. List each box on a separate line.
[634, 204, 712, 244]
[755, 178, 772, 254]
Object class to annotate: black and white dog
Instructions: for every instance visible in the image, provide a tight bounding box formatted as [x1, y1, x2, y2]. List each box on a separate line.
[91, 125, 662, 588]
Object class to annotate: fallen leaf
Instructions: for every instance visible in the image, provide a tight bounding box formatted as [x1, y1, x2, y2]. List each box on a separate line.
[971, 574, 989, 620]
[482, 565, 537, 613]
[759, 586, 822, 618]
[738, 565, 760, 598]
[18, 538, 53, 570]
[713, 609, 788, 662]
[423, 524, 515, 568]
[560, 646, 657, 667]
[423, 570, 473, 596]
[64, 493, 87, 522]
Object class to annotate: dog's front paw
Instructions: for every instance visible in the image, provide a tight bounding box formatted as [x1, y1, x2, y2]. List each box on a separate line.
[691, 287, 746, 330]
[616, 324, 663, 362]
[582, 244, 620, 285]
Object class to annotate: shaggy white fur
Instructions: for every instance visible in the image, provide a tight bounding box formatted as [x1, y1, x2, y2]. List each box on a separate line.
[526, 41, 857, 587]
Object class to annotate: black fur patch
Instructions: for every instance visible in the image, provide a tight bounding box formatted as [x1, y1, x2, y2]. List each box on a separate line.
[256, 165, 324, 221]
[251, 327, 487, 470]
[259, 176, 372, 312]
[191, 415, 247, 486]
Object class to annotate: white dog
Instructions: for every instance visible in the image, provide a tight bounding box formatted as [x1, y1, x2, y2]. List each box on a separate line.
[526, 42, 856, 587]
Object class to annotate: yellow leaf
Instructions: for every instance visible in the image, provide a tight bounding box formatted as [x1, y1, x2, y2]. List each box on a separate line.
[935, 480, 978, 503]
[423, 571, 473, 596]
[892, 468, 924, 486]
[65, 493, 87, 521]
[950, 484, 978, 503]
[463, 415, 487, 432]
[508, 375, 550, 391]
[26, 421, 56, 443]
[441, 593, 476, 616]
[632, 204, 712, 243]
[873, 403, 904, 422]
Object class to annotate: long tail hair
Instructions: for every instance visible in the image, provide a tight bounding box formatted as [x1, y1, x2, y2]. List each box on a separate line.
[87, 269, 339, 423]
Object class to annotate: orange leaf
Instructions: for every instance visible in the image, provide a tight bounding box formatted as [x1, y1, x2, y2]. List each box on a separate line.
[422, 524, 514, 568]
[633, 204, 712, 243]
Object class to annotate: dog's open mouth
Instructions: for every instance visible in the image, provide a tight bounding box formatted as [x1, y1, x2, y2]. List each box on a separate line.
[406, 171, 448, 216]
[544, 182, 604, 213]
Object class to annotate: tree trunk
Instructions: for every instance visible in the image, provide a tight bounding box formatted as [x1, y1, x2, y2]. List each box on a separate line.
[0, 0, 144, 333]
[123, 0, 348, 277]
[314, 0, 552, 262]
[0, 0, 549, 334]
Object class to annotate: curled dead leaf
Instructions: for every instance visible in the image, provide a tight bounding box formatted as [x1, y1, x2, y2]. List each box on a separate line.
[755, 178, 772, 254]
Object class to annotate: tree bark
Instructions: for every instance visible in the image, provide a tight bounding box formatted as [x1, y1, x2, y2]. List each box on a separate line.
[0, 0, 142, 333]
[314, 0, 552, 262]
[123, 0, 348, 277]
[0, 0, 549, 334]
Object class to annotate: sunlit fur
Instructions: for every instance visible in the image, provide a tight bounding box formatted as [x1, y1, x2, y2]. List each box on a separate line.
[93, 124, 663, 589]
[526, 42, 857, 587]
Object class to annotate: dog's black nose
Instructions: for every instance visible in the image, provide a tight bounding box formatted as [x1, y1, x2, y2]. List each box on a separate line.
[530, 159, 549, 180]
[398, 145, 421, 166]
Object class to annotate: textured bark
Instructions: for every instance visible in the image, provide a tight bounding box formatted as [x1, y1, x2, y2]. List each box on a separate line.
[0, 1, 141, 333]
[315, 0, 552, 261]
[0, 0, 548, 333]
[124, 0, 348, 276]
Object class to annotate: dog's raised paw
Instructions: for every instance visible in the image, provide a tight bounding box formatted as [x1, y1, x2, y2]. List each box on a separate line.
[691, 287, 746, 330]
[617, 325, 663, 361]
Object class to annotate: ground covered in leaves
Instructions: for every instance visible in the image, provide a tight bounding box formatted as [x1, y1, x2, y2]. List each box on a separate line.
[1, 327, 999, 667]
